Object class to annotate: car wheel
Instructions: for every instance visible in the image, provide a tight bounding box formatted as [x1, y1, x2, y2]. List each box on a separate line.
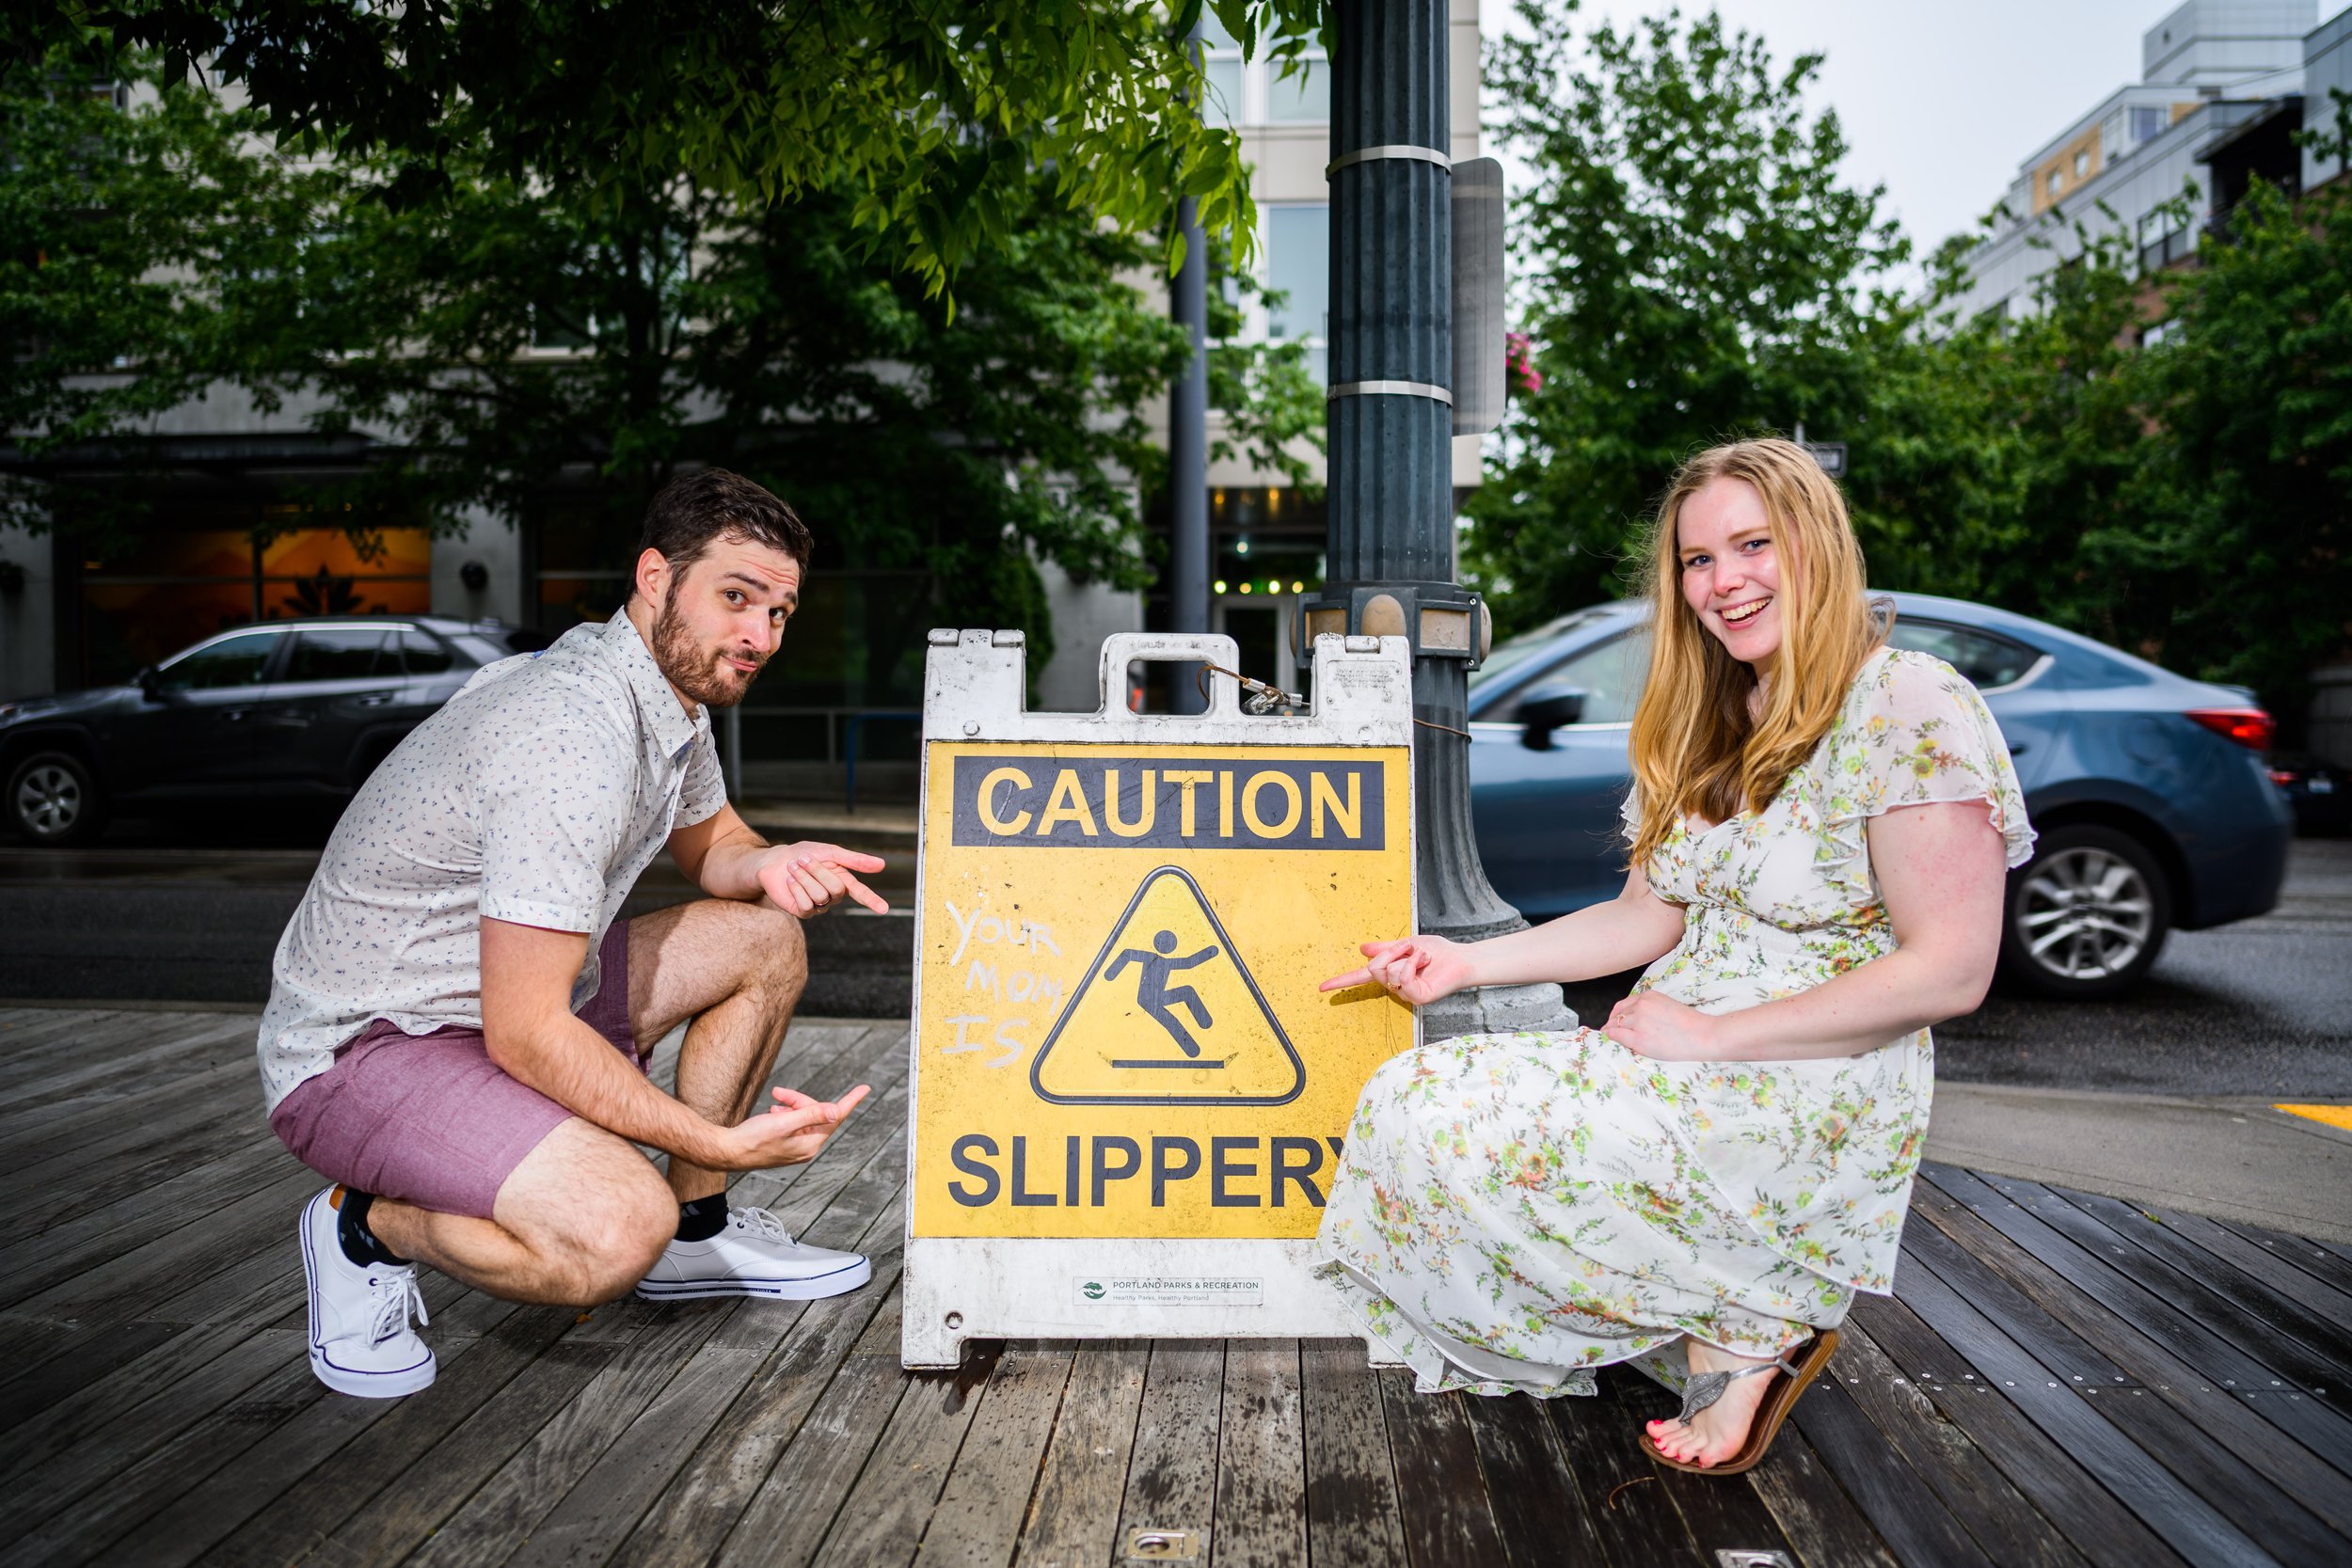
[1999, 824, 2170, 999]
[7, 749, 109, 847]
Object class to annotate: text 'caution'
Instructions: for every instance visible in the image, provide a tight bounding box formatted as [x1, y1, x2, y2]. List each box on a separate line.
[952, 755, 1386, 850]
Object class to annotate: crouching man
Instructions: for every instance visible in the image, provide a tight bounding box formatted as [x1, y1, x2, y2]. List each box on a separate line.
[256, 468, 887, 1399]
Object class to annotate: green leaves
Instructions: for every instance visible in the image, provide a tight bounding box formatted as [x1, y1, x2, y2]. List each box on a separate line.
[1466, 0, 1906, 633]
[95, 0, 1329, 300]
[1466, 0, 2348, 730]
[4, 17, 1330, 658]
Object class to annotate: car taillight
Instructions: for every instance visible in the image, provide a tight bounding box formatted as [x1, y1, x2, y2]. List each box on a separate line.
[2269, 768, 2297, 785]
[2186, 708, 2275, 751]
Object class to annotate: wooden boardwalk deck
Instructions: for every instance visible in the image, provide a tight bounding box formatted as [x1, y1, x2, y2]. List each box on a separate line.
[3, 1003, 2349, 1568]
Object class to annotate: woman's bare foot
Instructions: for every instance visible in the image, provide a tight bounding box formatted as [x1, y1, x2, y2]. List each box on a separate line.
[1645, 1338, 1785, 1467]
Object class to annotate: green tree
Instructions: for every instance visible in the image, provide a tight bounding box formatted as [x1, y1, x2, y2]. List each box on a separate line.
[52, 0, 1332, 299]
[1466, 0, 1907, 632]
[2121, 168, 2352, 714]
[2, 37, 1324, 663]
[1866, 179, 2347, 720]
[0, 41, 330, 532]
[1853, 219, 2155, 626]
[278, 158, 1294, 662]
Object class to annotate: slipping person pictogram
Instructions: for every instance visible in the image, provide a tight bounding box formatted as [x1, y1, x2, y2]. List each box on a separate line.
[1105, 929, 1220, 1065]
[1030, 865, 1305, 1106]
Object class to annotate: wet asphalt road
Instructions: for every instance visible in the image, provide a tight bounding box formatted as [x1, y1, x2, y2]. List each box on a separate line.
[3, 815, 2346, 1098]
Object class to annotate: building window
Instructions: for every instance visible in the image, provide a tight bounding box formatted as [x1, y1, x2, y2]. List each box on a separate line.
[1198, 14, 1327, 126]
[1202, 57, 1242, 126]
[2074, 150, 2090, 180]
[1267, 58, 1330, 123]
[1265, 204, 1329, 384]
[2137, 210, 2195, 274]
[71, 512, 430, 687]
[2140, 317, 2181, 349]
[1200, 15, 1243, 127]
[2048, 170, 2065, 198]
[2131, 105, 2168, 143]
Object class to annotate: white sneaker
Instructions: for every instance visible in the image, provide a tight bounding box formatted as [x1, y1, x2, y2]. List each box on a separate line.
[300, 1187, 436, 1398]
[634, 1206, 871, 1302]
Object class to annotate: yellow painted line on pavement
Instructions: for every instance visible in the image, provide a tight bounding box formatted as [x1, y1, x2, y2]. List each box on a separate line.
[2274, 1104, 2352, 1131]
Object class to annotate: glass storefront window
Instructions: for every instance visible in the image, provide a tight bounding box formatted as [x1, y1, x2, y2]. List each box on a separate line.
[73, 516, 429, 687]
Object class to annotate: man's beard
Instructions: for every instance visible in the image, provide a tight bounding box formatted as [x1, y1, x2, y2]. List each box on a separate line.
[650, 584, 765, 708]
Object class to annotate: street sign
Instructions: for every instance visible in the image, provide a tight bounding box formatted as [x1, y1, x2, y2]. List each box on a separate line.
[903, 630, 1416, 1367]
[1802, 440, 1847, 478]
[1452, 156, 1506, 436]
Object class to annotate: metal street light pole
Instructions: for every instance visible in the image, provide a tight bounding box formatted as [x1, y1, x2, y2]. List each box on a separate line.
[1168, 18, 1212, 716]
[1312, 0, 1569, 1038]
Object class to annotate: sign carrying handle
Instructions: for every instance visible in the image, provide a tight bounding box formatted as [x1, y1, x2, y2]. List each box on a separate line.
[1097, 633, 1246, 720]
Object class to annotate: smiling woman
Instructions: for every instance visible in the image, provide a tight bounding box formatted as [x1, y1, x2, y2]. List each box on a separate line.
[1630, 439, 1884, 863]
[1314, 437, 2034, 1476]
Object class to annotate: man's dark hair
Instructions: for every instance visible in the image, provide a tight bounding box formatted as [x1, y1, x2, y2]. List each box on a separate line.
[638, 468, 814, 578]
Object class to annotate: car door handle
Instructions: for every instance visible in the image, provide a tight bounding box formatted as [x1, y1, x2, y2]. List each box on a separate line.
[221, 708, 250, 722]
[357, 692, 397, 707]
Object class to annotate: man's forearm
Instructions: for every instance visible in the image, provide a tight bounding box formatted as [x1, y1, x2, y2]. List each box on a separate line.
[691, 823, 774, 902]
[489, 1012, 727, 1164]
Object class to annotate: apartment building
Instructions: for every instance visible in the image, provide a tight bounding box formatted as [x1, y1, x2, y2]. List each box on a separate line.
[1953, 0, 2326, 326]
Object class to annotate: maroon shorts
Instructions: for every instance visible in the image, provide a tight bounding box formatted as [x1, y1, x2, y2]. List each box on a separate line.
[269, 922, 642, 1219]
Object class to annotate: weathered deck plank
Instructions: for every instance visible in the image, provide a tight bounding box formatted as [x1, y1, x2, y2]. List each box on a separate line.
[0, 1003, 2345, 1568]
[1211, 1340, 1307, 1568]
[1013, 1338, 1151, 1568]
[1301, 1338, 1410, 1568]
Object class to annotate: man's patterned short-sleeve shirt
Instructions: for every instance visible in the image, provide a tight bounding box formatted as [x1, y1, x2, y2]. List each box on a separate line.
[256, 608, 726, 1110]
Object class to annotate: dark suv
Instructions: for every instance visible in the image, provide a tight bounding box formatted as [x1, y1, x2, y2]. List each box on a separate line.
[1, 616, 543, 846]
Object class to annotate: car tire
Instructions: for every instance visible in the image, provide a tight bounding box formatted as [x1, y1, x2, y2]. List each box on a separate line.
[7, 749, 109, 847]
[1998, 824, 2170, 999]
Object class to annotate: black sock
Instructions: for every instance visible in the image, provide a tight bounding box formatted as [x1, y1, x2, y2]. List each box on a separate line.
[675, 1193, 730, 1243]
[336, 1189, 407, 1268]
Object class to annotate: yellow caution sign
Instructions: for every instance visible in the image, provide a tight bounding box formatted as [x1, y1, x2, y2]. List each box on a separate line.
[1032, 866, 1304, 1105]
[914, 739, 1414, 1243]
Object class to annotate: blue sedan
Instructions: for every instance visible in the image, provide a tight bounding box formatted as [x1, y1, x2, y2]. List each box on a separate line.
[1466, 592, 2293, 998]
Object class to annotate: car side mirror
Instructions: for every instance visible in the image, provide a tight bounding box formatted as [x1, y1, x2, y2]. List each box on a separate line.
[1518, 685, 1587, 750]
[135, 667, 160, 699]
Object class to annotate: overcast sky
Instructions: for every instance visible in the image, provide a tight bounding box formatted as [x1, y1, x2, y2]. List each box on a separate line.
[1477, 0, 2348, 258]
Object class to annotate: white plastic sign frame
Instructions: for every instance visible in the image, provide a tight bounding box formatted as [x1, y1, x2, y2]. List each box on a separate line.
[901, 629, 1418, 1369]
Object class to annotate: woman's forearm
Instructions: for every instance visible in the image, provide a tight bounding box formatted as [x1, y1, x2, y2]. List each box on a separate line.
[1460, 890, 1685, 990]
[1708, 946, 1987, 1060]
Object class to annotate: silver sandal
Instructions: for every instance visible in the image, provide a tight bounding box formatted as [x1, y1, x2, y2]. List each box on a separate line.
[1640, 1330, 1840, 1475]
[1676, 1354, 1793, 1414]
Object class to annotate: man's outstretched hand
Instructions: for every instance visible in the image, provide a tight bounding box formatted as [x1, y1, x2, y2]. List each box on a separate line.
[756, 842, 890, 916]
[707, 1084, 872, 1170]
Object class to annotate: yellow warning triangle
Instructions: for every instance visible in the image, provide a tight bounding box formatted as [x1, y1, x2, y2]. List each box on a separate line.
[1030, 865, 1304, 1106]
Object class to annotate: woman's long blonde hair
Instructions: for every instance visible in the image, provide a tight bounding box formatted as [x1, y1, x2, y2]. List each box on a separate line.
[1625, 438, 1885, 868]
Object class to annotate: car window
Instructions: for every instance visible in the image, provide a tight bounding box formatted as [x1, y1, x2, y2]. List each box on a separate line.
[447, 634, 510, 666]
[398, 629, 456, 674]
[285, 627, 399, 682]
[154, 629, 284, 691]
[1490, 631, 1651, 724]
[1884, 620, 2040, 690]
[1470, 609, 1610, 690]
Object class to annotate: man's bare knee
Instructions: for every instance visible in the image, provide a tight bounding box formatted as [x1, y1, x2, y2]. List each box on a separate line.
[754, 906, 807, 1004]
[571, 1180, 676, 1302]
[496, 1119, 677, 1301]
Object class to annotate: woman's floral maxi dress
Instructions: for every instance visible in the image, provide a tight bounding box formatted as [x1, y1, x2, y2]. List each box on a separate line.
[1315, 647, 2036, 1397]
